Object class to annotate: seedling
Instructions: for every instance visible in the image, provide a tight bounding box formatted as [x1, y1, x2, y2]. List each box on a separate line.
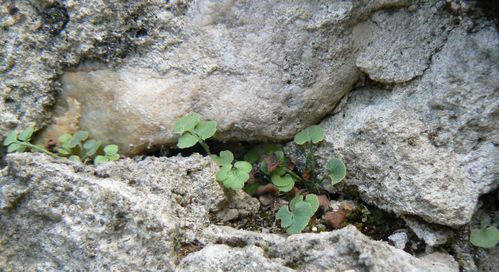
[3, 127, 58, 158]
[212, 150, 252, 190]
[276, 193, 319, 234]
[174, 112, 217, 155]
[470, 226, 499, 248]
[3, 127, 120, 164]
[94, 144, 120, 164]
[326, 157, 346, 185]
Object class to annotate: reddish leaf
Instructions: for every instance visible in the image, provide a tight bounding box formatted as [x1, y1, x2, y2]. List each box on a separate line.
[258, 195, 275, 207]
[264, 153, 280, 173]
[317, 195, 330, 210]
[286, 160, 296, 171]
[324, 210, 346, 229]
[256, 183, 279, 196]
[302, 169, 311, 181]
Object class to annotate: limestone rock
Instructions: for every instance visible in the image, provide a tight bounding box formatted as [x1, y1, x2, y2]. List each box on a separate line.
[184, 225, 458, 272]
[0, 153, 224, 271]
[287, 26, 499, 227]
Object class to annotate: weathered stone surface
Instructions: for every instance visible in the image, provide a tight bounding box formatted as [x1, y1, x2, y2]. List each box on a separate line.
[403, 216, 451, 247]
[0, 153, 229, 271]
[181, 225, 458, 272]
[287, 25, 499, 227]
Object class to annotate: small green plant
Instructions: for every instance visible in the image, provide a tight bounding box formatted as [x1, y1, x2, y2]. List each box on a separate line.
[174, 112, 217, 154]
[470, 226, 499, 248]
[3, 127, 58, 158]
[174, 113, 252, 190]
[3, 127, 120, 164]
[212, 150, 252, 190]
[276, 193, 320, 234]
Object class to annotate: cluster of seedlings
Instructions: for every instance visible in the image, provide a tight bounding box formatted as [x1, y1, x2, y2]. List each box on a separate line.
[3, 114, 499, 246]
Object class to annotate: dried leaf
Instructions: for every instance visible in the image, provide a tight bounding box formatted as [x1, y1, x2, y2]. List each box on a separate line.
[324, 210, 346, 229]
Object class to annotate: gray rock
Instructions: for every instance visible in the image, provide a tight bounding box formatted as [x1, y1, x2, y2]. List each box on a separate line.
[388, 231, 409, 250]
[404, 216, 451, 247]
[0, 153, 229, 271]
[418, 252, 460, 272]
[288, 25, 499, 227]
[187, 225, 458, 272]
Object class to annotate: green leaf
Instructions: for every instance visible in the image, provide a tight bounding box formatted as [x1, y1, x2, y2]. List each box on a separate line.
[211, 150, 234, 166]
[57, 147, 71, 156]
[277, 182, 294, 192]
[58, 133, 72, 145]
[174, 113, 200, 134]
[104, 144, 119, 155]
[18, 127, 34, 142]
[216, 164, 231, 181]
[294, 125, 325, 145]
[276, 206, 293, 228]
[223, 170, 248, 190]
[243, 149, 260, 164]
[194, 120, 217, 140]
[287, 202, 314, 234]
[94, 155, 109, 164]
[470, 226, 499, 248]
[327, 157, 346, 185]
[3, 131, 17, 146]
[83, 139, 101, 157]
[7, 143, 22, 153]
[305, 194, 320, 213]
[177, 133, 199, 149]
[289, 194, 303, 211]
[108, 153, 120, 161]
[68, 131, 88, 148]
[274, 151, 285, 164]
[234, 161, 252, 173]
[259, 161, 269, 175]
[243, 182, 262, 196]
[69, 155, 81, 162]
[271, 173, 294, 187]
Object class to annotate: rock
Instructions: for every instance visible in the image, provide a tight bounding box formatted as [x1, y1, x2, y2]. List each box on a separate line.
[0, 153, 227, 271]
[388, 231, 409, 250]
[287, 25, 499, 227]
[418, 252, 460, 272]
[404, 216, 451, 247]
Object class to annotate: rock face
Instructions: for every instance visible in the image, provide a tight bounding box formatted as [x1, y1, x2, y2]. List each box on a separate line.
[0, 153, 257, 271]
[0, 153, 458, 271]
[288, 25, 499, 227]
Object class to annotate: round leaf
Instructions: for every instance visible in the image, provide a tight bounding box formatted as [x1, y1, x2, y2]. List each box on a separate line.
[271, 173, 293, 187]
[3, 131, 17, 146]
[277, 182, 294, 193]
[174, 113, 200, 134]
[177, 133, 199, 149]
[234, 161, 252, 173]
[94, 155, 109, 164]
[108, 153, 120, 161]
[68, 131, 88, 148]
[294, 125, 325, 145]
[289, 194, 303, 211]
[470, 226, 499, 248]
[223, 170, 248, 190]
[327, 157, 346, 185]
[58, 133, 72, 144]
[104, 144, 119, 155]
[194, 120, 217, 140]
[287, 202, 314, 234]
[83, 139, 101, 156]
[18, 127, 34, 142]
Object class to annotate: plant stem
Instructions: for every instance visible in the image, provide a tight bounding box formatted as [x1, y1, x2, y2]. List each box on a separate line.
[18, 141, 59, 158]
[284, 168, 304, 182]
[198, 139, 212, 155]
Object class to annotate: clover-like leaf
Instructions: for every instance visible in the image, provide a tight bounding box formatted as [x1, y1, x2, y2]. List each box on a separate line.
[174, 113, 200, 134]
[216, 164, 231, 181]
[104, 144, 119, 156]
[58, 133, 72, 145]
[234, 161, 252, 173]
[194, 120, 217, 140]
[83, 139, 101, 157]
[3, 131, 17, 146]
[177, 133, 199, 149]
[94, 155, 109, 164]
[470, 226, 499, 248]
[18, 127, 34, 142]
[7, 143, 22, 153]
[294, 125, 325, 145]
[276, 206, 293, 228]
[68, 131, 88, 148]
[289, 194, 303, 211]
[286, 202, 314, 234]
[211, 150, 234, 166]
[222, 170, 248, 190]
[327, 157, 346, 185]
